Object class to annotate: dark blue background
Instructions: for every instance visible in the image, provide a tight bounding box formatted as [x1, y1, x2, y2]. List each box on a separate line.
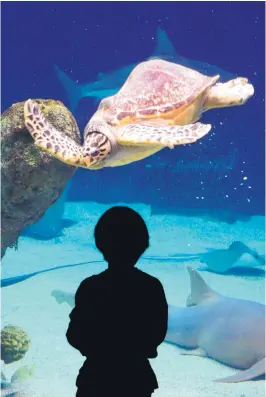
[2, 2, 265, 217]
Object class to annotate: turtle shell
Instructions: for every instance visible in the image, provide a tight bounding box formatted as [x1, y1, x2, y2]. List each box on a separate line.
[101, 59, 219, 125]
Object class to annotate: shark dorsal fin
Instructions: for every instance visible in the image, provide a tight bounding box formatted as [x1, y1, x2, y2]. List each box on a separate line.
[97, 72, 104, 80]
[153, 28, 177, 61]
[186, 266, 218, 306]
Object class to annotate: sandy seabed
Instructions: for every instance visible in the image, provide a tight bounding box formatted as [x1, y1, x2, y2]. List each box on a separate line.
[1, 202, 265, 397]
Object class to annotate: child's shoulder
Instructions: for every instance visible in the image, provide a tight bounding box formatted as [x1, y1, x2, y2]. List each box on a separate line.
[135, 268, 162, 286]
[79, 269, 110, 287]
[78, 274, 99, 290]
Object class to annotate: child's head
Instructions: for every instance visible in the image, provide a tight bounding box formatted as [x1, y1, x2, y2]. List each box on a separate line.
[94, 206, 149, 268]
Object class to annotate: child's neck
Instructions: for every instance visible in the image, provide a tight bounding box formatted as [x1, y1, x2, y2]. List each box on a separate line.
[108, 260, 136, 273]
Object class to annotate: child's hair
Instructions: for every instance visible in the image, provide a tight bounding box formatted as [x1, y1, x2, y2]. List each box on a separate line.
[94, 206, 149, 261]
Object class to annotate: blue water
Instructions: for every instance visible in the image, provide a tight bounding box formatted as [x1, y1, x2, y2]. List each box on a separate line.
[1, 2, 265, 397]
[2, 2, 265, 216]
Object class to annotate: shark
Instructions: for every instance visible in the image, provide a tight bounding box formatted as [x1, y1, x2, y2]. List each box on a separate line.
[2, 243, 264, 288]
[198, 241, 265, 273]
[50, 267, 265, 383]
[170, 241, 265, 274]
[54, 28, 236, 112]
[166, 267, 265, 383]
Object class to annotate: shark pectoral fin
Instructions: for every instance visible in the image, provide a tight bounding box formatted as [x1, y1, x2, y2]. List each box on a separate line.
[180, 348, 207, 357]
[215, 357, 265, 383]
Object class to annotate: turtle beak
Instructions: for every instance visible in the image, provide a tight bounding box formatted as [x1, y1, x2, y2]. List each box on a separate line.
[84, 154, 103, 169]
[84, 156, 93, 168]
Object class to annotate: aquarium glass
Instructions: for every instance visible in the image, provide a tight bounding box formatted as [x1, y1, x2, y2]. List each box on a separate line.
[1, 2, 265, 397]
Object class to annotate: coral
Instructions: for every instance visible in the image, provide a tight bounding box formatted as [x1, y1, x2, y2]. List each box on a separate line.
[1, 99, 80, 257]
[1, 325, 31, 364]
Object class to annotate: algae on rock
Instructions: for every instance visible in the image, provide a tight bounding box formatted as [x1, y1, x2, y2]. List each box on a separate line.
[1, 99, 81, 258]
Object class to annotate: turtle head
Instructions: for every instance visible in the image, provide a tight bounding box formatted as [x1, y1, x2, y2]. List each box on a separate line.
[83, 118, 118, 169]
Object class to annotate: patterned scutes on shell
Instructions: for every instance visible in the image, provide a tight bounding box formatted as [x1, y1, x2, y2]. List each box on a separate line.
[107, 59, 217, 123]
[1, 325, 31, 364]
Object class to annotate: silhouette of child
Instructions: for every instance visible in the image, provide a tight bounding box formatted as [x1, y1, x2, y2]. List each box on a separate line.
[66, 206, 168, 397]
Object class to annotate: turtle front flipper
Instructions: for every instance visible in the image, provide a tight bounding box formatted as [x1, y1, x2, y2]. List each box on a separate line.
[117, 122, 211, 148]
[204, 78, 254, 110]
[24, 99, 88, 167]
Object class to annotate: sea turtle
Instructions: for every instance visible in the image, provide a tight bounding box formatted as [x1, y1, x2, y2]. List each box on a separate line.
[24, 59, 254, 170]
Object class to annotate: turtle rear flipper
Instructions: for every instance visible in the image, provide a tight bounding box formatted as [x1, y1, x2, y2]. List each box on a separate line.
[117, 121, 211, 148]
[24, 99, 87, 167]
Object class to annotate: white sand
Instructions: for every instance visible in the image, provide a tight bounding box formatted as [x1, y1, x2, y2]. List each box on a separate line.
[1, 201, 265, 397]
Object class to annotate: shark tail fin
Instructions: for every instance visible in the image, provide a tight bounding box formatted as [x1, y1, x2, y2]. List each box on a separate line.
[215, 357, 265, 383]
[54, 64, 84, 112]
[152, 27, 177, 61]
[186, 266, 218, 306]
